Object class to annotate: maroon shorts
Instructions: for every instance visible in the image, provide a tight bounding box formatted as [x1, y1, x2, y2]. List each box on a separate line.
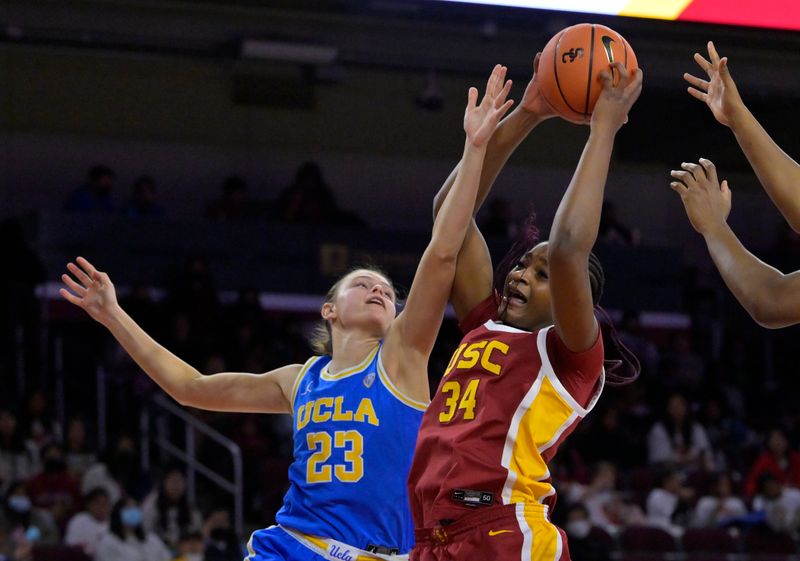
[411, 503, 570, 561]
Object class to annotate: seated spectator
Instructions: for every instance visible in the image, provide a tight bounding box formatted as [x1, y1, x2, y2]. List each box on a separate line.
[123, 175, 164, 218]
[22, 390, 61, 457]
[659, 334, 705, 394]
[202, 509, 241, 561]
[752, 473, 800, 534]
[64, 487, 111, 557]
[648, 393, 713, 470]
[142, 466, 202, 550]
[82, 436, 147, 504]
[205, 175, 248, 221]
[276, 161, 366, 228]
[64, 164, 116, 213]
[563, 503, 610, 561]
[26, 444, 81, 528]
[64, 418, 97, 478]
[0, 482, 59, 547]
[599, 200, 638, 245]
[692, 472, 747, 527]
[95, 498, 171, 561]
[480, 197, 517, 239]
[564, 462, 646, 534]
[173, 530, 205, 561]
[646, 470, 695, 536]
[744, 428, 800, 497]
[0, 406, 38, 485]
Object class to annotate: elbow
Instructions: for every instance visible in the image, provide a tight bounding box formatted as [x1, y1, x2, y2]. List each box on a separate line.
[746, 297, 789, 330]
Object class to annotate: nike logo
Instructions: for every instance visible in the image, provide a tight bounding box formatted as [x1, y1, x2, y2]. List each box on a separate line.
[601, 35, 617, 82]
[488, 530, 513, 537]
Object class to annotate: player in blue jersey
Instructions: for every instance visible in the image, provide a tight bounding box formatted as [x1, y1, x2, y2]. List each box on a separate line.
[59, 64, 515, 561]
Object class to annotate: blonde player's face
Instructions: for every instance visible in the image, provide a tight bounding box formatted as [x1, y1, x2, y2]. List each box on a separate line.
[498, 242, 553, 331]
[329, 270, 397, 335]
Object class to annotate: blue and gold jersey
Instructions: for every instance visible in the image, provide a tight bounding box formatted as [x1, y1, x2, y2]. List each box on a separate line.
[276, 343, 427, 554]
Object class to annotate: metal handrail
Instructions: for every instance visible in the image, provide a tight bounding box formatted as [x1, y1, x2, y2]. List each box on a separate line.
[140, 393, 243, 537]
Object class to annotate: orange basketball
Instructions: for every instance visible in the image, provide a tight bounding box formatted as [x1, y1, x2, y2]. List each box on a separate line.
[538, 23, 638, 123]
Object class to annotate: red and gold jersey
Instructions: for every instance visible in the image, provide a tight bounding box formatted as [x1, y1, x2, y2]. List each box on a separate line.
[408, 296, 604, 527]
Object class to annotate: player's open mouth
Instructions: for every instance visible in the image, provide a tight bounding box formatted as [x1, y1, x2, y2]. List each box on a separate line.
[367, 297, 386, 308]
[506, 287, 528, 306]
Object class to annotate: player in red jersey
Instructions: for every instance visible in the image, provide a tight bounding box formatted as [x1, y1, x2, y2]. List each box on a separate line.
[408, 56, 642, 561]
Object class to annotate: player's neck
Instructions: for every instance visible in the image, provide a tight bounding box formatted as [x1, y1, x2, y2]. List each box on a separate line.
[328, 331, 381, 375]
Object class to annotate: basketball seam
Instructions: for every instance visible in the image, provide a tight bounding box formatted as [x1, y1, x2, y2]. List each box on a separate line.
[584, 24, 596, 118]
[552, 30, 582, 119]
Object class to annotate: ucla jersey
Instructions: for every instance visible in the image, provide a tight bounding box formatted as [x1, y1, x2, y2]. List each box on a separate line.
[276, 343, 427, 554]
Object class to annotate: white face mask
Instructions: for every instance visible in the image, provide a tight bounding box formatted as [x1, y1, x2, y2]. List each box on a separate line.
[566, 520, 592, 540]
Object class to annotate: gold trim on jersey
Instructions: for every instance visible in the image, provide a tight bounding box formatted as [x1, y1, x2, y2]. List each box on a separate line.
[514, 503, 562, 561]
[320, 345, 380, 381]
[376, 352, 429, 412]
[280, 525, 409, 561]
[501, 327, 604, 506]
[290, 356, 325, 410]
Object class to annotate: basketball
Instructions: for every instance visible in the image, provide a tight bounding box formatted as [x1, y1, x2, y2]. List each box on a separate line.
[538, 23, 638, 123]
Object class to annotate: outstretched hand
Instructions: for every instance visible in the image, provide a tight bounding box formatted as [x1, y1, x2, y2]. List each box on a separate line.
[60, 256, 120, 326]
[670, 158, 732, 235]
[464, 64, 515, 148]
[519, 52, 557, 120]
[591, 62, 643, 134]
[684, 41, 745, 128]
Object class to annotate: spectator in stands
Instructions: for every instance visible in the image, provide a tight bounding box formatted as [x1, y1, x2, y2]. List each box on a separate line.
[579, 406, 643, 469]
[0, 406, 38, 485]
[95, 498, 171, 561]
[646, 470, 695, 536]
[64, 418, 96, 478]
[479, 197, 517, 239]
[123, 175, 164, 218]
[205, 175, 248, 221]
[564, 462, 646, 534]
[617, 311, 660, 376]
[64, 487, 111, 557]
[598, 200, 638, 245]
[0, 523, 32, 561]
[81, 435, 147, 505]
[22, 390, 60, 458]
[142, 466, 202, 550]
[691, 472, 747, 527]
[659, 334, 705, 394]
[202, 509, 241, 561]
[752, 473, 800, 534]
[26, 443, 81, 528]
[563, 503, 610, 561]
[648, 393, 713, 470]
[0, 482, 59, 547]
[172, 530, 205, 561]
[64, 165, 116, 213]
[276, 161, 367, 228]
[744, 428, 800, 497]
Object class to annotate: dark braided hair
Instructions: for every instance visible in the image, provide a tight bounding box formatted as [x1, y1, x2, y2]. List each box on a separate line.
[494, 211, 639, 385]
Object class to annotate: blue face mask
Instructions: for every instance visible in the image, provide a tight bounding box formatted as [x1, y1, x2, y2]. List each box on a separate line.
[120, 507, 142, 528]
[7, 495, 31, 513]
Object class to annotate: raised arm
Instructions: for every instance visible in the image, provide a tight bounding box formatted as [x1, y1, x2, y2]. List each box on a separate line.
[685, 42, 800, 232]
[432, 54, 557, 320]
[671, 159, 800, 328]
[382, 65, 514, 399]
[60, 257, 300, 414]
[549, 64, 642, 351]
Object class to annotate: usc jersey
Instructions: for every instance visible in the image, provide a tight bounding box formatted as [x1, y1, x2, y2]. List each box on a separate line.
[408, 296, 604, 528]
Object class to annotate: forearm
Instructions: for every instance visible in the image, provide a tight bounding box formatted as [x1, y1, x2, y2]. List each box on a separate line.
[103, 306, 200, 399]
[549, 129, 615, 255]
[702, 223, 790, 327]
[431, 142, 487, 257]
[433, 108, 544, 218]
[730, 108, 800, 230]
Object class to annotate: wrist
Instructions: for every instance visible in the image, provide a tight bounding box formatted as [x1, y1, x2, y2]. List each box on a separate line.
[700, 220, 730, 239]
[464, 138, 489, 153]
[588, 124, 618, 142]
[727, 102, 752, 132]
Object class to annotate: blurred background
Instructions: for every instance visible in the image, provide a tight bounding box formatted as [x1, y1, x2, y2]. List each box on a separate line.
[2, 1, 800, 560]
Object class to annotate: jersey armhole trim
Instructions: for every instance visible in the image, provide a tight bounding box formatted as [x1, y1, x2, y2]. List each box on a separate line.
[536, 327, 605, 417]
[376, 350, 429, 412]
[289, 356, 324, 410]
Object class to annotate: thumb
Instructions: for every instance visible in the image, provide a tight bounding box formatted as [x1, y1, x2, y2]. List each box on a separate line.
[533, 52, 541, 75]
[467, 86, 478, 108]
[721, 179, 732, 199]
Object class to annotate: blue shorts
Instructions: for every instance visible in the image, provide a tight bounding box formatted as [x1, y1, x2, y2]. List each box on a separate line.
[245, 526, 327, 561]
